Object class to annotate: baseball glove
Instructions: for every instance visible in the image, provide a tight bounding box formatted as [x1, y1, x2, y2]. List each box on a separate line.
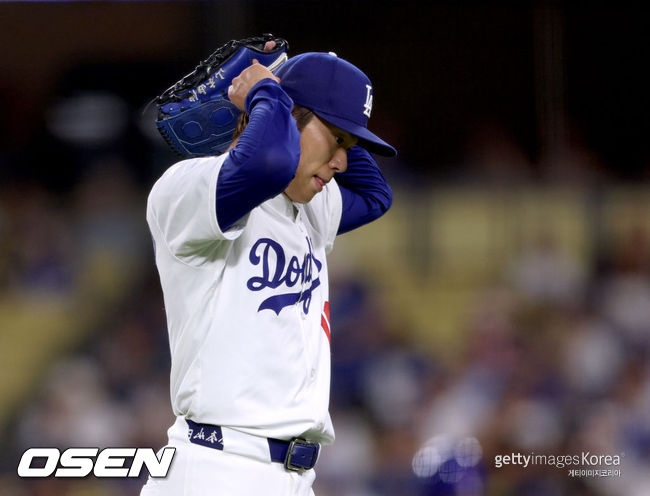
[155, 34, 289, 158]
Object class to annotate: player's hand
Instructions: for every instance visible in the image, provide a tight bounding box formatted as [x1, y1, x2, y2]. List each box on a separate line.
[228, 59, 280, 110]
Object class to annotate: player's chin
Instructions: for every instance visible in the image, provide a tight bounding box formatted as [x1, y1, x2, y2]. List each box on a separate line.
[286, 185, 316, 204]
[301, 189, 319, 203]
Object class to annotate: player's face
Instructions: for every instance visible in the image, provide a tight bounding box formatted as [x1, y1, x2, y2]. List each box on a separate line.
[284, 116, 358, 203]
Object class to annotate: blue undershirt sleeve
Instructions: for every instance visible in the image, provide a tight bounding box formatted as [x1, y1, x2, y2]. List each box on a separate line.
[216, 79, 300, 232]
[336, 146, 393, 235]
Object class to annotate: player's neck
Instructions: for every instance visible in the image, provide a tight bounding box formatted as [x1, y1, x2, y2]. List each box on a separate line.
[280, 192, 300, 219]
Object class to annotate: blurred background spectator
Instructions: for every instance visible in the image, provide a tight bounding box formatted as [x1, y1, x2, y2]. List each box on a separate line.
[1, 1, 649, 495]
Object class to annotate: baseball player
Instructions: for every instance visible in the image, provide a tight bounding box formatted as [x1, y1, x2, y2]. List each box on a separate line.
[141, 39, 396, 495]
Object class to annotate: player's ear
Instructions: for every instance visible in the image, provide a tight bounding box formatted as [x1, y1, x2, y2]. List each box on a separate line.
[291, 106, 314, 132]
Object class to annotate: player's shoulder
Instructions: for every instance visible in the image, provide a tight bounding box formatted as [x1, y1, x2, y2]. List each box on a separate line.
[151, 155, 226, 193]
[147, 154, 228, 215]
[160, 155, 226, 181]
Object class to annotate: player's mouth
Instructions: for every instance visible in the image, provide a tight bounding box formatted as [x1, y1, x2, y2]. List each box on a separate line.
[313, 176, 327, 191]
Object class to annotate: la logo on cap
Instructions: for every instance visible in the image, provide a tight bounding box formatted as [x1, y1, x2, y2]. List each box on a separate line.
[275, 52, 397, 156]
[363, 84, 373, 118]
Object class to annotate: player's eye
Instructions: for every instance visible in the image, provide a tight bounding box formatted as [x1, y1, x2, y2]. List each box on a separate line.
[335, 136, 344, 146]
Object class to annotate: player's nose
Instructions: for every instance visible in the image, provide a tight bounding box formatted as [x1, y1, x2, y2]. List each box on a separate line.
[328, 147, 347, 173]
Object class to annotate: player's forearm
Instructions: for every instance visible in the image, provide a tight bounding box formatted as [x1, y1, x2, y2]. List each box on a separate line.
[336, 146, 393, 235]
[216, 80, 300, 232]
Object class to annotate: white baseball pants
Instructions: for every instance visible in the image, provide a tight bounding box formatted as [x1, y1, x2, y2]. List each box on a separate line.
[140, 417, 316, 496]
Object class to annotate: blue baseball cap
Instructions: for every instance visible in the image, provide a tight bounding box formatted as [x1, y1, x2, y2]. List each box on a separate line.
[275, 52, 397, 157]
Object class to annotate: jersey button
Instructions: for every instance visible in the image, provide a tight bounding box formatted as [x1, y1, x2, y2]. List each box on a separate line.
[310, 368, 316, 380]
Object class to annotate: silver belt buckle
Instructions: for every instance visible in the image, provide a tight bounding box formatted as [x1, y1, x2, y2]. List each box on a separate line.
[284, 438, 318, 472]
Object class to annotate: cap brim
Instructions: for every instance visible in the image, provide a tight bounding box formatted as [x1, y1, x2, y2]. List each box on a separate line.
[312, 110, 397, 157]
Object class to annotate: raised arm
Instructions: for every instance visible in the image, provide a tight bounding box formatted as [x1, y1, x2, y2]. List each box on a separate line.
[216, 62, 300, 232]
[336, 146, 393, 235]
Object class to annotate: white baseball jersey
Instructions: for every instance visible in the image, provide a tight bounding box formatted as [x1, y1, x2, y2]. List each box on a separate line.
[146, 154, 341, 444]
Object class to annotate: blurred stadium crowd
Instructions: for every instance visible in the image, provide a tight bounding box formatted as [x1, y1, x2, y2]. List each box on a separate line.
[2, 4, 650, 496]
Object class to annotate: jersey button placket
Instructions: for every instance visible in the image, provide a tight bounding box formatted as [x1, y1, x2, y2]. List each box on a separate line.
[294, 213, 316, 380]
[295, 217, 309, 317]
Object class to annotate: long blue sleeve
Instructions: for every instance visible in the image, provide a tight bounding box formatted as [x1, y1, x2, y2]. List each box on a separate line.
[337, 146, 393, 235]
[216, 79, 300, 232]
